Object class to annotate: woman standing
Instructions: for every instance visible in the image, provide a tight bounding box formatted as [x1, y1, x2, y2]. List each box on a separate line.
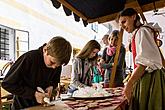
[118, 8, 165, 110]
[69, 40, 101, 89]
[101, 30, 126, 87]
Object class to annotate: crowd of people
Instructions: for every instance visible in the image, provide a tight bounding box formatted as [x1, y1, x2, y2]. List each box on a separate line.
[1, 8, 164, 110]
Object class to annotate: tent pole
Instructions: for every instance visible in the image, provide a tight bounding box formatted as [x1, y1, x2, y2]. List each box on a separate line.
[109, 28, 124, 87]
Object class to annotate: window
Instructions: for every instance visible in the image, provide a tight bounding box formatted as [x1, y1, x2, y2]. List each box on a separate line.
[0, 28, 10, 60]
[15, 29, 29, 59]
[91, 23, 98, 33]
[0, 24, 29, 61]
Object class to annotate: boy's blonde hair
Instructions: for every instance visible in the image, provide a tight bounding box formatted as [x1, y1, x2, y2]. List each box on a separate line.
[46, 36, 72, 66]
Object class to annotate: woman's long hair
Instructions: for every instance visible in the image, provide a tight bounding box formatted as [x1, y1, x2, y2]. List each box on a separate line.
[76, 40, 101, 61]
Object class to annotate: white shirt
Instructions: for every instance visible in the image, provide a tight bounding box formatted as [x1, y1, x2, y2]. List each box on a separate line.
[132, 25, 163, 72]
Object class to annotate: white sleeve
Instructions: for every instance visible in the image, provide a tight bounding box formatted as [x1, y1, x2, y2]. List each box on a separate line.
[135, 26, 163, 72]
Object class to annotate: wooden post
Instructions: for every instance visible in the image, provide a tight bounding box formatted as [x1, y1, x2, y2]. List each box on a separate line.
[109, 28, 124, 87]
[134, 0, 148, 24]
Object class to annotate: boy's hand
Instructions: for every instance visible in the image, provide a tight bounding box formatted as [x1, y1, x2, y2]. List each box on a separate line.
[35, 91, 46, 104]
[45, 86, 53, 98]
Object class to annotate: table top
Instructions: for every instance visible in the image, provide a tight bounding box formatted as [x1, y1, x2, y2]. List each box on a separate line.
[26, 96, 127, 110]
[26, 101, 72, 110]
[25, 87, 128, 110]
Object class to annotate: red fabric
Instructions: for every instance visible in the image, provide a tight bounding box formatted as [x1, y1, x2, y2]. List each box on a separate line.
[132, 35, 137, 69]
[132, 28, 141, 69]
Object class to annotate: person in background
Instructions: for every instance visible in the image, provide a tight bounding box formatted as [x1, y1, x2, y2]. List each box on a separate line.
[69, 40, 101, 90]
[2, 36, 72, 110]
[101, 30, 126, 87]
[102, 34, 109, 47]
[96, 55, 105, 81]
[98, 34, 109, 57]
[118, 8, 165, 110]
[92, 55, 104, 83]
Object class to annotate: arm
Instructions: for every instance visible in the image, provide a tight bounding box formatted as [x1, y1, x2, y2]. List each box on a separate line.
[124, 64, 146, 102]
[2, 54, 36, 99]
[101, 63, 114, 69]
[101, 48, 114, 69]
[70, 58, 86, 88]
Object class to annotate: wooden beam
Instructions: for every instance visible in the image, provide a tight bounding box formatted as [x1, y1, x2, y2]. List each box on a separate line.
[109, 28, 124, 87]
[125, 0, 165, 13]
[57, 0, 87, 20]
[140, 0, 165, 12]
[87, 13, 118, 23]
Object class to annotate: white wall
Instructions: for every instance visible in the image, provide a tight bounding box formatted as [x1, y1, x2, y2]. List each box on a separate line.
[0, 0, 109, 77]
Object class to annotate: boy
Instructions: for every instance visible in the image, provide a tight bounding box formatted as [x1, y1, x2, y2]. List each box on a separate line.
[2, 36, 72, 110]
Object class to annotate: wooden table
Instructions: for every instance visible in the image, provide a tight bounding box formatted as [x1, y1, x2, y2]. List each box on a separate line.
[26, 96, 127, 110]
[26, 87, 128, 110]
[26, 100, 72, 110]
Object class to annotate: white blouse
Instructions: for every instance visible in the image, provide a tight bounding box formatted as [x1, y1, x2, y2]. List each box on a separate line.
[132, 25, 163, 72]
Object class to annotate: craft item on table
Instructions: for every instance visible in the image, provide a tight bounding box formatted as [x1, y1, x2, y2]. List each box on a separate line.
[64, 100, 79, 105]
[83, 100, 94, 104]
[99, 102, 112, 106]
[74, 106, 88, 110]
[111, 100, 121, 104]
[103, 87, 123, 97]
[105, 98, 116, 101]
[87, 102, 99, 109]
[37, 87, 54, 106]
[95, 99, 108, 103]
[73, 103, 86, 108]
[72, 86, 111, 98]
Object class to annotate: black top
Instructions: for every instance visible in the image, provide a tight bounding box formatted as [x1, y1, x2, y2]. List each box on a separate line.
[1, 45, 62, 109]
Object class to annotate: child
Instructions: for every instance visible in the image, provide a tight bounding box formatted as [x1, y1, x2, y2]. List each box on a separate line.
[101, 30, 126, 87]
[92, 56, 104, 83]
[118, 8, 165, 110]
[69, 40, 101, 90]
[2, 36, 72, 109]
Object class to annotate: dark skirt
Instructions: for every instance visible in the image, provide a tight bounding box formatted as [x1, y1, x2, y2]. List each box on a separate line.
[129, 68, 165, 110]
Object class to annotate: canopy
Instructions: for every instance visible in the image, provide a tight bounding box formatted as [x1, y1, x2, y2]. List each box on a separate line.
[50, 0, 165, 87]
[51, 0, 165, 26]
